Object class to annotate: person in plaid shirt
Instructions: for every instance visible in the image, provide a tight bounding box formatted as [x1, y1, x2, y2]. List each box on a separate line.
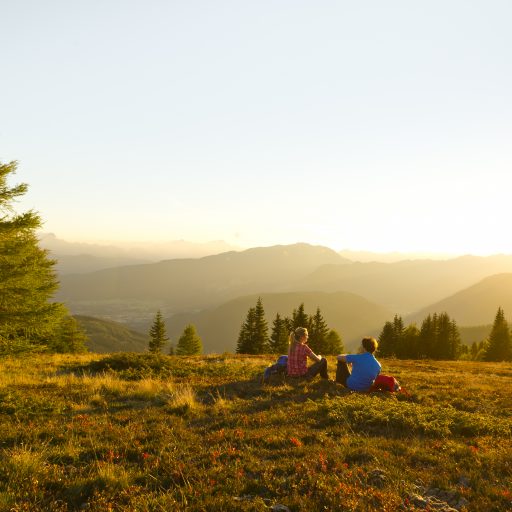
[287, 326, 329, 380]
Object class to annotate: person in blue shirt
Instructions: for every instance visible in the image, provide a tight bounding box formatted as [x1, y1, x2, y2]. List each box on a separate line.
[336, 337, 381, 391]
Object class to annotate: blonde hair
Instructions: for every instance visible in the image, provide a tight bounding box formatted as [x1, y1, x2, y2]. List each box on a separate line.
[288, 327, 308, 356]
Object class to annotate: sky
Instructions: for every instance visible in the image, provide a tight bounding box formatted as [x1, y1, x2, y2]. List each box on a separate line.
[1, 0, 511, 255]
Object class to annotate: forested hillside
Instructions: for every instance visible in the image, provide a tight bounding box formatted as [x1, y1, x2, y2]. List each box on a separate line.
[74, 315, 147, 353]
[164, 291, 392, 353]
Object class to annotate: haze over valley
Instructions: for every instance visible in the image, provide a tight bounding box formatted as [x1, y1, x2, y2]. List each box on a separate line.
[44, 235, 512, 353]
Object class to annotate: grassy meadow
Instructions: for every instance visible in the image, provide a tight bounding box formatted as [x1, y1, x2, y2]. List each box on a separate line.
[0, 353, 511, 511]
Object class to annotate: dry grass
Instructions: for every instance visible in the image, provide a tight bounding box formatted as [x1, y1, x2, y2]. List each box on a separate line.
[0, 353, 510, 511]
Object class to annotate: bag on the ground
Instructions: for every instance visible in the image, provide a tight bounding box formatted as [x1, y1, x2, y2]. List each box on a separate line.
[262, 355, 288, 383]
[370, 374, 401, 392]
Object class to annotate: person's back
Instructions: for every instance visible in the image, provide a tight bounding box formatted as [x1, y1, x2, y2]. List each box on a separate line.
[345, 351, 381, 391]
[336, 337, 381, 391]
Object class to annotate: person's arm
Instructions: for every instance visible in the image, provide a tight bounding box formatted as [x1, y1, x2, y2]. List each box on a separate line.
[308, 351, 322, 363]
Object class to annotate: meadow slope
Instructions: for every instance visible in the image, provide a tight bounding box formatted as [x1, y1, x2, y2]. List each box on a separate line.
[0, 354, 510, 511]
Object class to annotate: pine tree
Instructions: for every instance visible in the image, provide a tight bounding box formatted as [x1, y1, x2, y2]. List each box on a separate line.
[176, 324, 202, 355]
[448, 319, 462, 360]
[484, 307, 512, 361]
[308, 307, 329, 354]
[292, 303, 309, 329]
[236, 307, 256, 354]
[0, 161, 71, 353]
[419, 314, 437, 358]
[325, 329, 344, 355]
[392, 315, 405, 356]
[470, 341, 479, 360]
[378, 315, 404, 357]
[476, 339, 489, 361]
[253, 297, 269, 353]
[378, 321, 395, 357]
[148, 310, 169, 354]
[269, 313, 289, 354]
[401, 324, 420, 359]
[417, 312, 461, 360]
[434, 313, 452, 360]
[51, 316, 89, 353]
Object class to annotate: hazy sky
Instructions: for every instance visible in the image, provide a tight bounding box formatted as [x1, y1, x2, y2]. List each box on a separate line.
[1, 1, 511, 254]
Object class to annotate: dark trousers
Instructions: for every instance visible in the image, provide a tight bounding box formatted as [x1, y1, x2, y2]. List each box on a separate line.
[336, 361, 351, 386]
[306, 357, 328, 379]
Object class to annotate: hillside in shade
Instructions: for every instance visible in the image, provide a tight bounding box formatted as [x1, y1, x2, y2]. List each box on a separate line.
[164, 291, 393, 353]
[459, 325, 492, 345]
[405, 273, 512, 326]
[75, 315, 148, 353]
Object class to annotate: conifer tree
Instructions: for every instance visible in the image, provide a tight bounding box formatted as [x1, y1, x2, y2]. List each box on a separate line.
[434, 313, 452, 360]
[325, 329, 344, 355]
[419, 314, 437, 358]
[148, 310, 169, 354]
[308, 307, 329, 354]
[236, 307, 256, 354]
[448, 318, 462, 360]
[392, 315, 405, 356]
[378, 315, 404, 357]
[176, 324, 202, 355]
[269, 313, 289, 354]
[470, 341, 479, 360]
[292, 303, 309, 329]
[253, 297, 269, 353]
[0, 161, 73, 353]
[401, 324, 420, 359]
[484, 307, 512, 361]
[282, 315, 293, 334]
[236, 298, 269, 354]
[476, 339, 489, 361]
[51, 316, 88, 353]
[417, 312, 461, 360]
[378, 321, 395, 357]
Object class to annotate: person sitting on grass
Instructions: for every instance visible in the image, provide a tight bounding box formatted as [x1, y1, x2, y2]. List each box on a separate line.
[287, 327, 329, 380]
[336, 336, 381, 391]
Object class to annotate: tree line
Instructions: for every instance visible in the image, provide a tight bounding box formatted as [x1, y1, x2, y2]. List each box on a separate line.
[235, 298, 344, 355]
[378, 307, 512, 362]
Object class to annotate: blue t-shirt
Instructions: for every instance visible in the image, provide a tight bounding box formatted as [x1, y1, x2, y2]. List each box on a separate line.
[345, 352, 381, 391]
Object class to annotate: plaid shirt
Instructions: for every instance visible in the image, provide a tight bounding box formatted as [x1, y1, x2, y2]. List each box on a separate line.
[287, 343, 313, 376]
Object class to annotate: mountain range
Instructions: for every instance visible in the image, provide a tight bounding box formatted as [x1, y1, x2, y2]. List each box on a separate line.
[48, 241, 512, 353]
[56, 244, 346, 313]
[40, 233, 239, 274]
[291, 255, 512, 314]
[405, 273, 512, 326]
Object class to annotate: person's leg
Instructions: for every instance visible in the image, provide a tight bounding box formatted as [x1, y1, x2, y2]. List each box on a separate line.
[306, 357, 328, 380]
[319, 357, 328, 379]
[336, 361, 351, 386]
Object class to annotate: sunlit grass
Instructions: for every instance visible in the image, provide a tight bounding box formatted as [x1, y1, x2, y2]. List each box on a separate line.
[0, 353, 511, 511]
